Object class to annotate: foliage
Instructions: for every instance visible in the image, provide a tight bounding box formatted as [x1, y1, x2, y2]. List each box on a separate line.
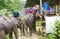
[25, 0, 60, 7]
[5, 34, 9, 39]
[55, 21, 60, 38]
[0, 0, 22, 11]
[48, 34, 56, 39]
[25, 0, 40, 7]
[5, 32, 15, 39]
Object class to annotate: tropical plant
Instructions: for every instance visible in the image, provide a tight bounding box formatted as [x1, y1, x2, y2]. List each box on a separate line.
[48, 20, 60, 39]
[0, 0, 22, 11]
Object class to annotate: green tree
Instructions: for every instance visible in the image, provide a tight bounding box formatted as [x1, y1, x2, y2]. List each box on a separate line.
[25, 0, 60, 7]
[0, 0, 22, 11]
[25, 0, 40, 7]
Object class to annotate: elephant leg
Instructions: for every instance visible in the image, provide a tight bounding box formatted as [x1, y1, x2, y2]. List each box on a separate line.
[9, 30, 13, 39]
[29, 27, 32, 36]
[20, 27, 23, 35]
[32, 23, 36, 33]
[23, 21, 28, 36]
[0, 30, 5, 39]
[22, 24, 25, 35]
[13, 26, 18, 39]
[24, 25, 28, 36]
[19, 24, 24, 35]
[20, 26, 25, 36]
[33, 15, 36, 32]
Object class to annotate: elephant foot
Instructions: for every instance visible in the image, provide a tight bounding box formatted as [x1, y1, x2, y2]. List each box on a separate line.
[29, 34, 32, 37]
[27, 32, 32, 37]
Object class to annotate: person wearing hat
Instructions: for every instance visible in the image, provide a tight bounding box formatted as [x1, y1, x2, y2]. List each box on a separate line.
[13, 10, 19, 18]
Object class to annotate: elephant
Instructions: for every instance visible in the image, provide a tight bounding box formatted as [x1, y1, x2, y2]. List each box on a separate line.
[0, 24, 5, 39]
[0, 17, 20, 39]
[23, 13, 36, 36]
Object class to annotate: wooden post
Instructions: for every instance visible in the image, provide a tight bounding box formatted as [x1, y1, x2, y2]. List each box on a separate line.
[40, 0, 42, 14]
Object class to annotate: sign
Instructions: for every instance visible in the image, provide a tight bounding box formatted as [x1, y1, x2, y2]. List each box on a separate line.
[45, 16, 60, 33]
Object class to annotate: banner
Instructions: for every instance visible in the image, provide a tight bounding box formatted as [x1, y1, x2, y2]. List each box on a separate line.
[45, 16, 60, 33]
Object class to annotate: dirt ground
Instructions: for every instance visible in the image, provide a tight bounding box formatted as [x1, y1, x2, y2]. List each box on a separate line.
[13, 27, 48, 39]
[18, 33, 39, 39]
[17, 33, 48, 39]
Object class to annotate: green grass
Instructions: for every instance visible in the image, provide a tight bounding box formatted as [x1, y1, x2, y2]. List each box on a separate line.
[5, 34, 9, 39]
[36, 21, 41, 26]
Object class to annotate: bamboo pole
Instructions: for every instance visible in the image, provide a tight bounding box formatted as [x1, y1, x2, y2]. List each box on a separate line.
[40, 0, 42, 14]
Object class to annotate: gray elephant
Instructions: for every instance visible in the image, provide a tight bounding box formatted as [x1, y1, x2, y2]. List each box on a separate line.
[23, 13, 36, 36]
[0, 24, 5, 39]
[0, 17, 19, 39]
